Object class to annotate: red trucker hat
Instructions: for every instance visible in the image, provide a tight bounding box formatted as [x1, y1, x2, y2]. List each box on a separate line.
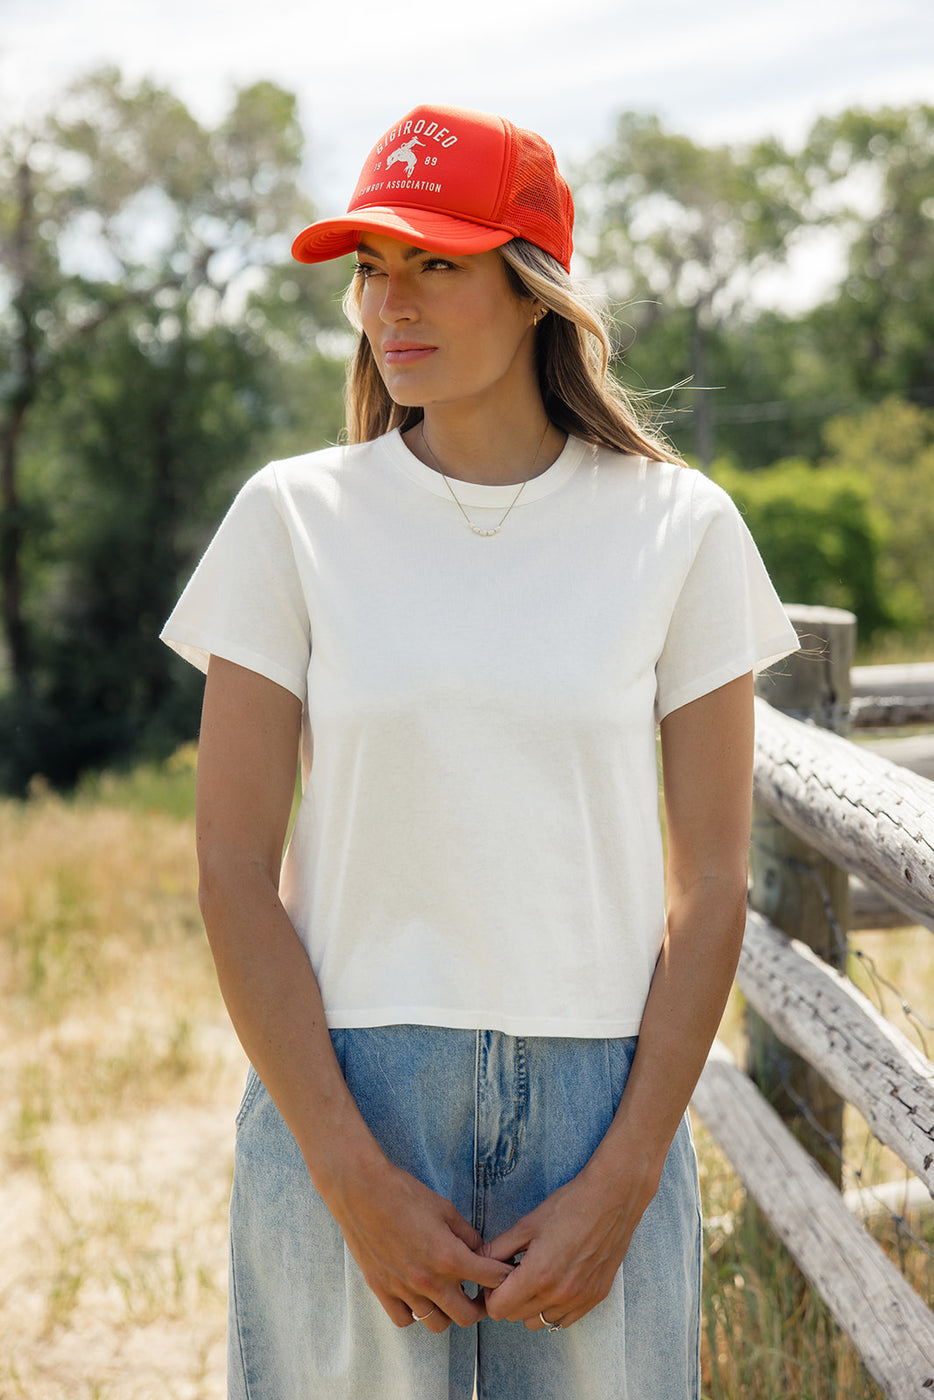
[291, 104, 574, 272]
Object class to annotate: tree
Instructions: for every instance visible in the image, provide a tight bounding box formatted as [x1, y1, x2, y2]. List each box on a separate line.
[799, 105, 934, 407]
[578, 113, 809, 466]
[0, 69, 346, 791]
[715, 459, 892, 644]
[0, 318, 267, 789]
[818, 397, 934, 638]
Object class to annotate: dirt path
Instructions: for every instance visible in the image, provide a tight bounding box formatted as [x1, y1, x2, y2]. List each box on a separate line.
[1, 1018, 246, 1400]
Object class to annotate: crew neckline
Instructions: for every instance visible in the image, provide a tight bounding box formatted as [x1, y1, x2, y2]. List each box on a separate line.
[383, 427, 586, 508]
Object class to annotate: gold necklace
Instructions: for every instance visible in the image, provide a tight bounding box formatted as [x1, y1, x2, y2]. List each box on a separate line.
[419, 420, 551, 538]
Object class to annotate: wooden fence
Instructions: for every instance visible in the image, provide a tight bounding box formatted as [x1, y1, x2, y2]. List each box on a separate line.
[690, 607, 934, 1398]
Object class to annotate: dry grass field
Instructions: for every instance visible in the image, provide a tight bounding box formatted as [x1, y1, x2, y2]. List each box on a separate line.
[0, 761, 246, 1399]
[2, 754, 933, 1398]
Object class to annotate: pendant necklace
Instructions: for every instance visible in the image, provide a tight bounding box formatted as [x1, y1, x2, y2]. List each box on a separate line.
[419, 420, 551, 538]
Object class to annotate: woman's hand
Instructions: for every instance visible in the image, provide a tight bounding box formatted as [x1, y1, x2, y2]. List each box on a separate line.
[324, 1156, 514, 1331]
[481, 1153, 652, 1330]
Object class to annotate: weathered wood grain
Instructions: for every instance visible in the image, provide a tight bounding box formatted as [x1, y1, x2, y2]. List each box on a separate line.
[692, 1041, 934, 1399]
[853, 697, 934, 728]
[850, 738, 934, 920]
[851, 662, 934, 728]
[754, 698, 934, 931]
[738, 909, 934, 1193]
[852, 663, 934, 699]
[752, 606, 853, 1180]
[850, 874, 916, 930]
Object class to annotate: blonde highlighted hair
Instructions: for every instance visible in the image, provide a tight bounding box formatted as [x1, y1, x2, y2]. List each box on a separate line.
[342, 237, 680, 463]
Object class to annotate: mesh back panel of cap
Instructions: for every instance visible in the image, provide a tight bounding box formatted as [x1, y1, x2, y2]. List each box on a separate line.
[504, 123, 574, 266]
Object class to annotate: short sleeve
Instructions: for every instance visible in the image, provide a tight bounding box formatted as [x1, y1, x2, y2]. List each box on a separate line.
[160, 464, 311, 702]
[655, 473, 799, 721]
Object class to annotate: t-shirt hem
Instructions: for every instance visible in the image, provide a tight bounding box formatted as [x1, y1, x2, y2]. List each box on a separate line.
[323, 1007, 645, 1038]
[656, 631, 800, 722]
[160, 626, 307, 702]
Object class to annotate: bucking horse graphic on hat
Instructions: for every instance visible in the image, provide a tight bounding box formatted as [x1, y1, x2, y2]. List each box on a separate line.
[386, 136, 425, 178]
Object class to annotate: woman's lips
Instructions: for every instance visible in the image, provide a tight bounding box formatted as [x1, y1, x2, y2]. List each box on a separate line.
[383, 344, 437, 365]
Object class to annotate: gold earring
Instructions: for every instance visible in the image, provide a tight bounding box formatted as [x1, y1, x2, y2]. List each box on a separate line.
[533, 308, 546, 326]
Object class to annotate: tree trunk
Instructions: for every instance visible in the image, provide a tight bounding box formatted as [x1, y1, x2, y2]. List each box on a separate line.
[689, 301, 714, 469]
[0, 157, 40, 692]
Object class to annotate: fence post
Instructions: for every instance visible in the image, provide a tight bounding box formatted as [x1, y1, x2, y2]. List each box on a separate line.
[747, 604, 856, 1186]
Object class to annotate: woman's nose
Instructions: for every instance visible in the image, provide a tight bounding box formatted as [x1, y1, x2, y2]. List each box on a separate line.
[377, 274, 416, 323]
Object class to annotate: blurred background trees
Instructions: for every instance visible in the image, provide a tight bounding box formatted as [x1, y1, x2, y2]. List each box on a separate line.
[578, 102, 933, 654]
[0, 73, 931, 793]
[0, 69, 346, 791]
[579, 111, 811, 470]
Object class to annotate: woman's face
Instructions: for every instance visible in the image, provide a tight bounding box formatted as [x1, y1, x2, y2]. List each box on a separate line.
[354, 234, 537, 414]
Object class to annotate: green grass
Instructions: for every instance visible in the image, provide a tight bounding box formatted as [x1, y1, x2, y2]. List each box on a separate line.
[73, 740, 199, 820]
[697, 1116, 886, 1399]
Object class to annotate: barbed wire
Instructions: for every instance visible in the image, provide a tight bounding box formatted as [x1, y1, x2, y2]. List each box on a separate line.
[850, 944, 934, 1049]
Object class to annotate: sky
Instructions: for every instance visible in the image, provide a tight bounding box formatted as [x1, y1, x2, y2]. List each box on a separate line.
[3, 0, 932, 211]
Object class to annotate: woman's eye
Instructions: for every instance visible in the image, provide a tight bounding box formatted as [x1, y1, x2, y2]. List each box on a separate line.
[424, 258, 455, 271]
[353, 262, 383, 280]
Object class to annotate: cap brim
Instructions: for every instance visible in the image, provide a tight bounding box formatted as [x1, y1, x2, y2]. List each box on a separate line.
[291, 207, 514, 265]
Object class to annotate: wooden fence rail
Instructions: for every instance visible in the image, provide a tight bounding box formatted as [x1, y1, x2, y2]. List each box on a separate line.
[852, 663, 934, 728]
[691, 628, 934, 1399]
[753, 696, 934, 932]
[692, 1042, 934, 1398]
[737, 909, 934, 1192]
[851, 660, 934, 922]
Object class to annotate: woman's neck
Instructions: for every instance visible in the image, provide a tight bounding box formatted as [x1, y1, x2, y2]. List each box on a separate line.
[405, 406, 566, 487]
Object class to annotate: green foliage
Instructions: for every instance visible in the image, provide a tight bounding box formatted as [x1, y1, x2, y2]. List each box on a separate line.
[0, 68, 348, 793]
[818, 397, 934, 636]
[580, 112, 810, 466]
[581, 112, 807, 306]
[714, 459, 893, 642]
[800, 106, 934, 405]
[74, 743, 198, 821]
[0, 316, 274, 791]
[582, 104, 934, 473]
[698, 311, 857, 470]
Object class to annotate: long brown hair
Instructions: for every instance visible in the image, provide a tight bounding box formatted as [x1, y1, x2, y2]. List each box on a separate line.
[341, 237, 681, 463]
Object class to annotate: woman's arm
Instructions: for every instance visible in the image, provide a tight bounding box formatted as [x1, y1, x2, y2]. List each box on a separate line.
[197, 656, 510, 1329]
[484, 671, 754, 1327]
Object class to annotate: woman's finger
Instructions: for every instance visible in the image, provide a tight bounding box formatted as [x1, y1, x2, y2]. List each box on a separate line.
[533, 1307, 569, 1333]
[408, 1301, 451, 1333]
[445, 1233, 516, 1294]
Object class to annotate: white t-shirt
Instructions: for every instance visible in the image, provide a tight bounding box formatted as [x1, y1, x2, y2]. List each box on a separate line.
[162, 430, 798, 1037]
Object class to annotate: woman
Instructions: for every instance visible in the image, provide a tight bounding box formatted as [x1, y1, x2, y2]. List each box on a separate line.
[162, 103, 798, 1400]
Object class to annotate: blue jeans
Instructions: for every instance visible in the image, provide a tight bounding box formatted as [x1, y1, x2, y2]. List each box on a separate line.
[228, 1026, 701, 1399]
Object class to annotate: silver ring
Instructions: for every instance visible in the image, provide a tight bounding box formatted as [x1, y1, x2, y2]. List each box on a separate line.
[539, 1310, 561, 1333]
[412, 1306, 437, 1323]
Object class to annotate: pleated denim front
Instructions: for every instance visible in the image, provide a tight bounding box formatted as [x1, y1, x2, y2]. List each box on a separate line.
[227, 1025, 701, 1400]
